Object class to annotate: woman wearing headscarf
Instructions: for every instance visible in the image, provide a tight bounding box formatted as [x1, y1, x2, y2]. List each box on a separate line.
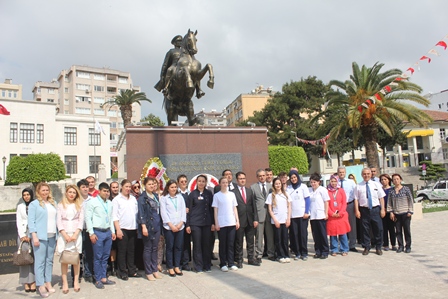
[286, 170, 311, 261]
[16, 188, 36, 293]
[327, 175, 351, 256]
[130, 180, 141, 199]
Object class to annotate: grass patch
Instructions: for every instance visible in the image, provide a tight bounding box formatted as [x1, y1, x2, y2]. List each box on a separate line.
[422, 201, 448, 213]
[0, 209, 16, 213]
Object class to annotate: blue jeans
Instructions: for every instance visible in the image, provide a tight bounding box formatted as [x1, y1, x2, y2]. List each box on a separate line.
[32, 236, 56, 286]
[164, 228, 184, 269]
[142, 230, 161, 274]
[330, 234, 349, 253]
[92, 229, 112, 282]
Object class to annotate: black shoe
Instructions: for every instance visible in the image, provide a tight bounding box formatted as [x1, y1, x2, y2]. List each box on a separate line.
[236, 263, 243, 269]
[84, 276, 93, 283]
[362, 249, 370, 256]
[117, 272, 128, 281]
[396, 247, 403, 253]
[268, 256, 276, 261]
[320, 255, 328, 259]
[349, 248, 358, 253]
[262, 253, 268, 258]
[129, 273, 142, 278]
[313, 254, 321, 259]
[405, 248, 411, 253]
[182, 265, 191, 271]
[257, 258, 262, 264]
[248, 260, 260, 266]
[376, 249, 383, 256]
[211, 254, 218, 260]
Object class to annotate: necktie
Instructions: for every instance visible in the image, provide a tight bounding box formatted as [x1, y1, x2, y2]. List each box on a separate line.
[341, 179, 344, 188]
[241, 187, 246, 203]
[262, 183, 267, 198]
[366, 181, 372, 209]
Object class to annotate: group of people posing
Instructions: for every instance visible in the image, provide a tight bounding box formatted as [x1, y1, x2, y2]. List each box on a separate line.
[16, 166, 414, 297]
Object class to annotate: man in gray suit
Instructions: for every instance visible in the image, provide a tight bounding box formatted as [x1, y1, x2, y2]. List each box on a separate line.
[251, 169, 274, 263]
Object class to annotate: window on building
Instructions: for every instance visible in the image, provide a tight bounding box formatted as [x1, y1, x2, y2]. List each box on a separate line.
[402, 140, 409, 151]
[1, 90, 6, 97]
[94, 97, 105, 104]
[118, 122, 124, 129]
[36, 124, 44, 143]
[416, 136, 424, 150]
[110, 122, 117, 128]
[75, 107, 91, 115]
[76, 71, 90, 79]
[326, 158, 332, 168]
[64, 99, 69, 105]
[94, 109, 104, 115]
[47, 99, 54, 103]
[107, 87, 117, 94]
[94, 85, 104, 92]
[48, 88, 55, 94]
[64, 110, 69, 114]
[443, 148, 448, 160]
[75, 96, 90, 103]
[89, 128, 101, 146]
[107, 75, 117, 81]
[19, 123, 34, 143]
[64, 127, 77, 145]
[76, 84, 90, 91]
[64, 88, 68, 93]
[107, 110, 117, 117]
[13, 91, 17, 98]
[64, 155, 77, 174]
[440, 128, 446, 140]
[89, 156, 101, 173]
[94, 74, 105, 80]
[64, 75, 69, 82]
[8, 90, 12, 97]
[118, 77, 128, 83]
[10, 122, 18, 143]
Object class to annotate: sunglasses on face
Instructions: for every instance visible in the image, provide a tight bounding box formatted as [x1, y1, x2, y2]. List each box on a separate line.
[133, 186, 140, 189]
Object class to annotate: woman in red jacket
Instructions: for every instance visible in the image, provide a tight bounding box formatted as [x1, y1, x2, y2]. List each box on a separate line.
[327, 175, 351, 256]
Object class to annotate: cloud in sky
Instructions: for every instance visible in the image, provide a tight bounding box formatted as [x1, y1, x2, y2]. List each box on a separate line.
[1, 0, 448, 122]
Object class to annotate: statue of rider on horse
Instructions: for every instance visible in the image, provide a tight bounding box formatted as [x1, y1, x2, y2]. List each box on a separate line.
[154, 29, 214, 126]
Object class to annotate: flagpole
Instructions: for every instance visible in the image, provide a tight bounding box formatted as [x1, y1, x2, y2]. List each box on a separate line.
[93, 117, 97, 181]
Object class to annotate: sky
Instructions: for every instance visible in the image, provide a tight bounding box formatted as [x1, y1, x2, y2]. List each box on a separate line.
[2, 0, 448, 123]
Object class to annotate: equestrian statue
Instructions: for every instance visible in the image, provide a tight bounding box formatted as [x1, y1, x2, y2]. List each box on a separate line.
[154, 29, 214, 126]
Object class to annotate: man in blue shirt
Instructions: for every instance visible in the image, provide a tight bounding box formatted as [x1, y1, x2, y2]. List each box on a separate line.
[85, 183, 116, 289]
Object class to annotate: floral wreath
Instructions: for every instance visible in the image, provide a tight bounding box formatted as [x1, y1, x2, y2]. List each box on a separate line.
[188, 173, 219, 192]
[140, 157, 170, 191]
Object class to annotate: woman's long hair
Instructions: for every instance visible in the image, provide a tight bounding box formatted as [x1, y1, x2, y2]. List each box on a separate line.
[60, 185, 82, 211]
[162, 180, 178, 197]
[35, 182, 57, 208]
[271, 177, 287, 208]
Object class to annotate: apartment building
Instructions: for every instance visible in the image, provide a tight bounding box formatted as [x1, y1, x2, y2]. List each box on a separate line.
[32, 65, 142, 147]
[0, 79, 22, 100]
[225, 85, 273, 126]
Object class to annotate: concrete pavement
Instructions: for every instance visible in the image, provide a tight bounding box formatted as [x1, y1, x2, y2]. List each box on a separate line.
[1, 211, 447, 298]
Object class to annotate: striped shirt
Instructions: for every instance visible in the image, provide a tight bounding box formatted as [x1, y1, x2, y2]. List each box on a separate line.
[387, 186, 414, 215]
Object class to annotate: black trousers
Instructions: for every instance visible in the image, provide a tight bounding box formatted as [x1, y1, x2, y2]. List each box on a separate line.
[395, 214, 412, 249]
[181, 230, 192, 266]
[382, 212, 396, 247]
[234, 224, 256, 264]
[218, 226, 236, 267]
[274, 224, 289, 259]
[310, 219, 329, 256]
[116, 229, 137, 275]
[360, 207, 383, 250]
[191, 225, 212, 271]
[290, 217, 309, 256]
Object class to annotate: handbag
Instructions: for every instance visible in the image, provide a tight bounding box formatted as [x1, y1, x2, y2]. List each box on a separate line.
[13, 240, 34, 266]
[59, 247, 80, 265]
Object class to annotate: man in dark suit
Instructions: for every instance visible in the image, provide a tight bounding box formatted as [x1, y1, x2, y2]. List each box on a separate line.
[251, 169, 273, 263]
[232, 171, 259, 268]
[214, 169, 237, 193]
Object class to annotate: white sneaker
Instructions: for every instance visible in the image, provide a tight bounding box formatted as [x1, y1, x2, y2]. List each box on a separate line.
[229, 265, 238, 271]
[285, 257, 291, 263]
[279, 258, 286, 263]
[221, 266, 229, 272]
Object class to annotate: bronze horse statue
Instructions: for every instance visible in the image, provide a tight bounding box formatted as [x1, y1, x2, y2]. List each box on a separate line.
[163, 29, 214, 126]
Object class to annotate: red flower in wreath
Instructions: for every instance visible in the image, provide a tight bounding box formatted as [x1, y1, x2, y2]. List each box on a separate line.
[148, 168, 160, 177]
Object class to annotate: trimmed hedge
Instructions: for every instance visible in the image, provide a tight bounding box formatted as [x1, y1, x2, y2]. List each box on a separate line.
[5, 153, 66, 186]
[268, 146, 308, 175]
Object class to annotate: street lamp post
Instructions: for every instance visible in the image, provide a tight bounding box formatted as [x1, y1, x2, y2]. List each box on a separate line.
[2, 156, 6, 181]
[291, 131, 298, 146]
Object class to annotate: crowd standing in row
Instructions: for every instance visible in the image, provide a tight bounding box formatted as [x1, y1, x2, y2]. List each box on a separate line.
[15, 166, 414, 297]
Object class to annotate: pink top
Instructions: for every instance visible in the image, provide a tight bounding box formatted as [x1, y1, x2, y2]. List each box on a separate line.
[57, 202, 84, 234]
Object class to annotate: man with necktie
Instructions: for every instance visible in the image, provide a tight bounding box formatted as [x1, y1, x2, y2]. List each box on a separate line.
[337, 167, 358, 252]
[354, 168, 386, 256]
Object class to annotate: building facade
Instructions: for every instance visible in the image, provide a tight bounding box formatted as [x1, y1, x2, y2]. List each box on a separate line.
[194, 109, 226, 126]
[0, 98, 110, 180]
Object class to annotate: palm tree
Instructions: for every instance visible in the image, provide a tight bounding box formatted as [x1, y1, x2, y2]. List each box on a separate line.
[102, 89, 152, 127]
[324, 62, 431, 169]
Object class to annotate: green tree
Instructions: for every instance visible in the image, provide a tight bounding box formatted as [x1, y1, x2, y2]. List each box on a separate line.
[5, 153, 66, 187]
[268, 146, 308, 175]
[325, 62, 431, 169]
[419, 161, 446, 183]
[102, 89, 152, 127]
[140, 113, 165, 126]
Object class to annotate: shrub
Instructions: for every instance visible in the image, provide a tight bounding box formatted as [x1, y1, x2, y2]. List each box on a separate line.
[268, 146, 308, 175]
[5, 153, 66, 186]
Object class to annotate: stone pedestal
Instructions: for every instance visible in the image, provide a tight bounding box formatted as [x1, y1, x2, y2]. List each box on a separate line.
[125, 126, 269, 185]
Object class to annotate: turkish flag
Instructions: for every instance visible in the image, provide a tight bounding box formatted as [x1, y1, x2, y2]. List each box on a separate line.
[0, 104, 10, 115]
